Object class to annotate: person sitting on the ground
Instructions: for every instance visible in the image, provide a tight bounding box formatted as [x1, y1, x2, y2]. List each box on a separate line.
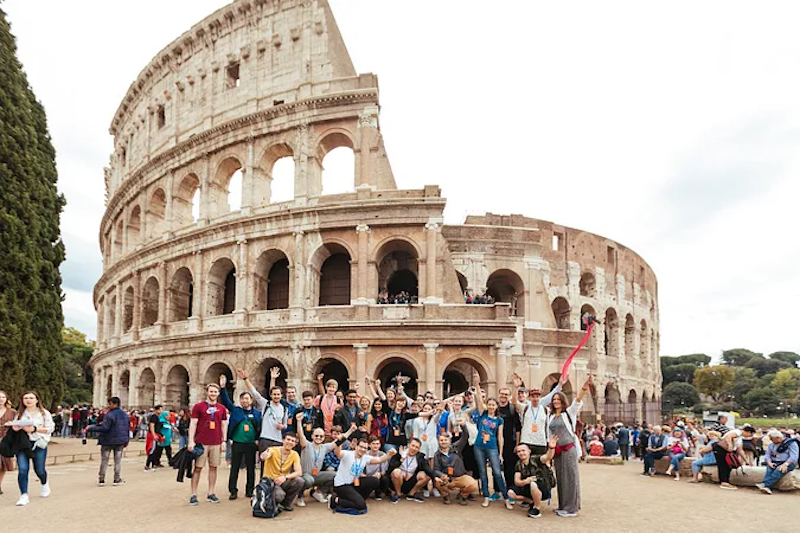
[665, 428, 689, 481]
[603, 433, 620, 457]
[507, 438, 557, 519]
[756, 430, 799, 495]
[387, 437, 435, 503]
[588, 435, 604, 456]
[642, 425, 668, 476]
[689, 430, 721, 483]
[328, 435, 396, 514]
[259, 432, 304, 512]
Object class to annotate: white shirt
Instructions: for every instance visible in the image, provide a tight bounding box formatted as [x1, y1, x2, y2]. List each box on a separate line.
[520, 385, 561, 446]
[17, 409, 54, 448]
[250, 386, 286, 441]
[334, 451, 377, 487]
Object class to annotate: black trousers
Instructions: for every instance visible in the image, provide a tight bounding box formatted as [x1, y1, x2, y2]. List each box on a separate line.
[334, 477, 379, 511]
[502, 444, 517, 493]
[619, 442, 629, 461]
[149, 445, 172, 467]
[713, 443, 732, 484]
[229, 441, 257, 496]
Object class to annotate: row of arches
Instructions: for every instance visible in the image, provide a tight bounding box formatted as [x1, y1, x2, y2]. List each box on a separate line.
[602, 383, 661, 425]
[106, 140, 356, 264]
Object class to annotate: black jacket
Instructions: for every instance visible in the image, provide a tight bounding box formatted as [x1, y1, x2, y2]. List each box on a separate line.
[432, 433, 469, 479]
[388, 450, 435, 479]
[0, 429, 32, 458]
[172, 447, 196, 482]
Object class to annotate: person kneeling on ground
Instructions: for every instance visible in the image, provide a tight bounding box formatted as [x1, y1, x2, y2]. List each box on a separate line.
[259, 433, 304, 511]
[329, 433, 396, 514]
[689, 431, 720, 483]
[757, 430, 799, 495]
[431, 432, 478, 505]
[508, 437, 557, 519]
[387, 437, 435, 503]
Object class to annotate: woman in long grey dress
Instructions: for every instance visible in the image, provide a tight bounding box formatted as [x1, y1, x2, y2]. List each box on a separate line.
[548, 375, 593, 518]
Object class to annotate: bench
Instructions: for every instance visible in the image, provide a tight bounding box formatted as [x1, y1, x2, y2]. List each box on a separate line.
[585, 455, 624, 465]
[699, 465, 800, 491]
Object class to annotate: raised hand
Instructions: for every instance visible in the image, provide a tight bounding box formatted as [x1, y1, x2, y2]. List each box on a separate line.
[354, 382, 361, 391]
[236, 369, 247, 380]
[511, 374, 522, 388]
[270, 367, 281, 379]
[219, 374, 227, 388]
[296, 411, 304, 421]
[317, 373, 325, 381]
[375, 378, 381, 386]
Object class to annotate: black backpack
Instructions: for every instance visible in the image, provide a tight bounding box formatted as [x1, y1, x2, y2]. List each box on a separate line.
[251, 477, 281, 519]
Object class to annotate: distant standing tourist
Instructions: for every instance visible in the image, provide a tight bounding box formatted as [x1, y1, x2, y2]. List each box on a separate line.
[4, 391, 54, 506]
[0, 391, 17, 495]
[84, 396, 129, 486]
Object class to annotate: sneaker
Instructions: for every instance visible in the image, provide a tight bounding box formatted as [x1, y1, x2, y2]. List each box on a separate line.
[390, 494, 401, 504]
[528, 506, 541, 518]
[98, 481, 106, 487]
[520, 501, 531, 509]
[557, 510, 578, 517]
[467, 494, 476, 501]
[143, 468, 154, 473]
[327, 494, 337, 512]
[423, 489, 430, 498]
[407, 493, 425, 503]
[640, 473, 650, 477]
[207, 494, 220, 503]
[760, 486, 773, 495]
[720, 484, 738, 491]
[432, 488, 441, 498]
[189, 495, 199, 506]
[457, 494, 468, 506]
[229, 492, 238, 501]
[489, 492, 502, 502]
[15, 494, 29, 506]
[374, 493, 383, 501]
[40, 482, 51, 498]
[280, 504, 293, 512]
[113, 480, 126, 486]
[312, 490, 327, 503]
[504, 499, 514, 510]
[442, 493, 451, 505]
[296, 497, 306, 507]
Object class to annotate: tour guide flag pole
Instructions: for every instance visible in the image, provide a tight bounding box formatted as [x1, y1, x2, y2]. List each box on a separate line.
[560, 321, 595, 378]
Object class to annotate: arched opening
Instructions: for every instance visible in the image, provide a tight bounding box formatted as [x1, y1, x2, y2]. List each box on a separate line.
[624, 389, 638, 425]
[253, 250, 290, 311]
[165, 365, 190, 410]
[128, 205, 141, 249]
[203, 362, 234, 399]
[639, 320, 649, 369]
[542, 373, 574, 402]
[312, 243, 351, 306]
[456, 271, 468, 296]
[210, 157, 243, 218]
[645, 391, 661, 425]
[138, 368, 156, 408]
[109, 295, 117, 337]
[313, 357, 350, 393]
[603, 383, 622, 423]
[376, 357, 419, 398]
[148, 188, 167, 239]
[376, 240, 419, 302]
[624, 314, 636, 370]
[106, 374, 113, 399]
[551, 297, 571, 329]
[122, 286, 134, 332]
[579, 272, 596, 297]
[261, 143, 295, 204]
[207, 258, 236, 316]
[174, 173, 200, 228]
[486, 269, 525, 317]
[604, 308, 619, 358]
[141, 276, 160, 327]
[252, 358, 288, 396]
[118, 370, 130, 408]
[580, 304, 596, 332]
[442, 358, 488, 397]
[114, 220, 124, 258]
[319, 133, 355, 195]
[168, 267, 193, 322]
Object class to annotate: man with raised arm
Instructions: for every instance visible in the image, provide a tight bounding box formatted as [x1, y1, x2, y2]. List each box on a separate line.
[237, 369, 286, 453]
[512, 372, 565, 455]
[328, 429, 396, 514]
[218, 374, 261, 500]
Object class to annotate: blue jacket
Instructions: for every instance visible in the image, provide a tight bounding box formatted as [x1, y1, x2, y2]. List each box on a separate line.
[219, 387, 262, 442]
[89, 407, 130, 447]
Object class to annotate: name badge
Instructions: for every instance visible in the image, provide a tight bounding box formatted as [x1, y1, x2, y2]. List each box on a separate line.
[394, 428, 400, 437]
[447, 467, 454, 476]
[353, 477, 360, 487]
[287, 417, 293, 425]
[305, 424, 312, 432]
[312, 468, 319, 476]
[404, 472, 411, 481]
[531, 424, 539, 433]
[422, 434, 428, 442]
[209, 421, 216, 430]
[243, 424, 250, 432]
[454, 430, 460, 437]
[482, 432, 490, 443]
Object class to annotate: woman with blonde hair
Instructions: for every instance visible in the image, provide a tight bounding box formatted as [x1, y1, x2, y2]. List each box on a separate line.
[0, 391, 17, 495]
[4, 391, 54, 506]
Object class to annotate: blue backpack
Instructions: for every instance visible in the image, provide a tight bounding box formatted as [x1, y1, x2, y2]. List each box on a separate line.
[251, 477, 281, 519]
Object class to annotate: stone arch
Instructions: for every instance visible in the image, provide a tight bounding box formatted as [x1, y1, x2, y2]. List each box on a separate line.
[486, 269, 525, 317]
[253, 249, 291, 311]
[639, 319, 649, 373]
[318, 131, 355, 195]
[207, 257, 237, 316]
[203, 361, 235, 398]
[210, 156, 244, 217]
[165, 364, 190, 410]
[309, 242, 353, 306]
[456, 271, 468, 295]
[138, 367, 156, 408]
[128, 205, 141, 249]
[261, 142, 295, 204]
[580, 304, 596, 331]
[141, 276, 160, 327]
[604, 307, 619, 358]
[579, 271, 596, 297]
[603, 382, 622, 423]
[441, 355, 490, 396]
[122, 286, 134, 332]
[551, 297, 571, 329]
[118, 369, 130, 408]
[312, 355, 352, 392]
[173, 173, 201, 228]
[542, 372, 574, 402]
[372, 353, 422, 398]
[168, 267, 194, 322]
[148, 188, 167, 239]
[624, 313, 636, 371]
[625, 388, 638, 425]
[251, 357, 290, 395]
[375, 238, 421, 299]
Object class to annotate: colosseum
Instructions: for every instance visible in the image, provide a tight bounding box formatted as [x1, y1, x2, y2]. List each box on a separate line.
[90, 0, 662, 424]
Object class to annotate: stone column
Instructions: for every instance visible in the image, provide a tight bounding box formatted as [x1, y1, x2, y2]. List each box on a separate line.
[164, 171, 174, 236]
[198, 155, 211, 225]
[189, 359, 202, 405]
[355, 224, 370, 304]
[114, 284, 123, 340]
[357, 107, 378, 188]
[139, 195, 148, 247]
[495, 339, 515, 397]
[190, 250, 204, 331]
[235, 239, 249, 326]
[128, 362, 138, 409]
[157, 262, 168, 334]
[424, 221, 440, 304]
[93, 368, 102, 407]
[112, 362, 121, 400]
[423, 343, 440, 395]
[290, 230, 305, 313]
[242, 137, 255, 214]
[154, 360, 165, 406]
[353, 343, 368, 389]
[120, 208, 128, 256]
[132, 270, 142, 341]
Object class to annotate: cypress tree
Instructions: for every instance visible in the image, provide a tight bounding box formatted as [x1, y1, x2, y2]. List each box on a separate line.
[0, 7, 66, 408]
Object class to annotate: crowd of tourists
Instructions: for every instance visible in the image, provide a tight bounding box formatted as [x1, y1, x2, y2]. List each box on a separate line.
[376, 289, 419, 304]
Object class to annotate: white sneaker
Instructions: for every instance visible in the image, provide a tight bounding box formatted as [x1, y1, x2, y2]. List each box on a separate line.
[15, 494, 29, 506]
[432, 488, 441, 498]
[40, 482, 51, 498]
[296, 496, 306, 507]
[423, 489, 430, 498]
[312, 490, 327, 503]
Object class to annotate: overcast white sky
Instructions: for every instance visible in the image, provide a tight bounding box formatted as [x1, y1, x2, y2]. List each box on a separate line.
[4, 1, 799, 359]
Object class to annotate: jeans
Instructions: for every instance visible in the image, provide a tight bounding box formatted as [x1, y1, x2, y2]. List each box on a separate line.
[99, 445, 124, 483]
[179, 435, 188, 449]
[473, 446, 507, 498]
[643, 451, 665, 473]
[691, 453, 716, 474]
[669, 452, 685, 471]
[17, 447, 47, 495]
[764, 463, 795, 488]
[60, 424, 70, 438]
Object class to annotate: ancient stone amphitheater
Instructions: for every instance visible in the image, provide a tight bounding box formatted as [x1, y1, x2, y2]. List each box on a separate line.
[90, 0, 661, 424]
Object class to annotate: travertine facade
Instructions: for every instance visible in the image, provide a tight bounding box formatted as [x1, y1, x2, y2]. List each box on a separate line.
[90, 0, 661, 423]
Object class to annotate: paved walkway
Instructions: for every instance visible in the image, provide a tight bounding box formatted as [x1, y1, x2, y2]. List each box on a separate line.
[0, 453, 795, 533]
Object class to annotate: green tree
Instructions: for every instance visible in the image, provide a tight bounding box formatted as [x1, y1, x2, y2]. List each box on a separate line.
[0, 8, 66, 409]
[61, 327, 94, 406]
[743, 387, 781, 415]
[662, 382, 700, 408]
[768, 351, 800, 368]
[694, 365, 735, 403]
[727, 367, 758, 409]
[722, 348, 762, 367]
[746, 357, 791, 378]
[662, 363, 700, 385]
[772, 368, 800, 402]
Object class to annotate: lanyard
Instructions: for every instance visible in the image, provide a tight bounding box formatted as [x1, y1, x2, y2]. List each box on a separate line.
[207, 402, 217, 422]
[304, 408, 314, 422]
[278, 449, 290, 472]
[312, 444, 324, 467]
[350, 456, 365, 477]
[268, 403, 281, 421]
[391, 411, 402, 428]
[402, 455, 416, 473]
